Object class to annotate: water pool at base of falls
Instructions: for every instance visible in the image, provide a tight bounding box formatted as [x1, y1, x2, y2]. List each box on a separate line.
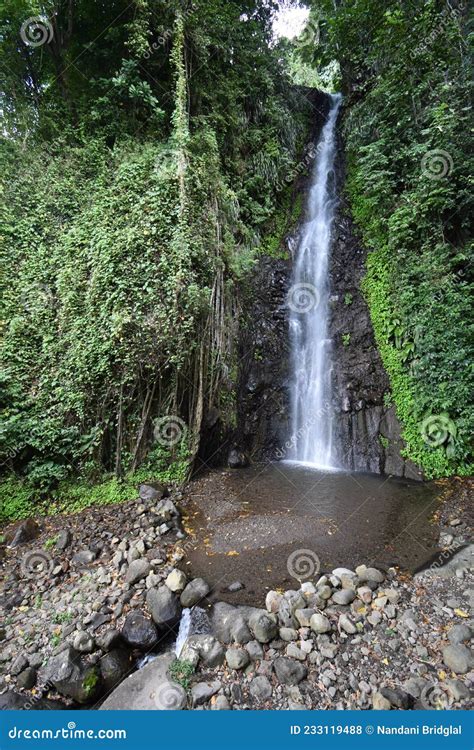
[183, 463, 440, 605]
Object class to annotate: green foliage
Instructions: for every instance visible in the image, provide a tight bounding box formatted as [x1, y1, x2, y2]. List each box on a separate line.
[315, 0, 473, 477]
[44, 536, 58, 550]
[168, 658, 195, 690]
[0, 1, 311, 501]
[344, 293, 353, 306]
[342, 333, 351, 348]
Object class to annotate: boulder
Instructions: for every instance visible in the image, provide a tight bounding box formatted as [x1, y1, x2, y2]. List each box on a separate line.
[226, 647, 250, 670]
[448, 623, 472, 644]
[39, 646, 101, 704]
[273, 657, 307, 685]
[182, 634, 225, 668]
[139, 483, 166, 502]
[125, 559, 151, 585]
[100, 653, 178, 710]
[147, 586, 181, 628]
[16, 667, 37, 690]
[310, 613, 331, 634]
[121, 612, 158, 650]
[442, 644, 472, 674]
[249, 675, 272, 701]
[100, 649, 131, 693]
[227, 448, 249, 468]
[165, 569, 187, 593]
[248, 610, 278, 643]
[180, 578, 210, 607]
[191, 680, 221, 707]
[7, 519, 40, 548]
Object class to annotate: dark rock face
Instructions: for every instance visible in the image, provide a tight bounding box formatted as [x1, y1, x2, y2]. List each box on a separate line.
[121, 612, 158, 650]
[235, 91, 423, 480]
[236, 256, 293, 460]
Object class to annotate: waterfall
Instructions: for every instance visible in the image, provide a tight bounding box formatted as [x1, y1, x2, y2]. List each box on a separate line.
[288, 93, 342, 469]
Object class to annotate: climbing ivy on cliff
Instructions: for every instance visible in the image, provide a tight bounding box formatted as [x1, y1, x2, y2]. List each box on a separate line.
[311, 0, 473, 477]
[0, 0, 310, 512]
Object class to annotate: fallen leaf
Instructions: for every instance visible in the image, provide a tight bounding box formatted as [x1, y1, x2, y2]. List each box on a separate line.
[454, 608, 469, 618]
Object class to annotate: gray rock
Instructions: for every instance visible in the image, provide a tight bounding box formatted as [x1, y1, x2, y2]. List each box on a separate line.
[165, 569, 187, 593]
[227, 581, 244, 593]
[96, 629, 123, 653]
[147, 585, 181, 628]
[294, 608, 315, 627]
[339, 614, 357, 634]
[211, 695, 231, 710]
[332, 589, 356, 605]
[16, 667, 37, 690]
[125, 559, 151, 585]
[357, 565, 385, 584]
[191, 680, 221, 707]
[73, 631, 96, 654]
[100, 653, 176, 710]
[273, 657, 307, 685]
[139, 483, 165, 502]
[72, 549, 96, 566]
[372, 692, 391, 710]
[310, 613, 331, 634]
[39, 646, 101, 704]
[100, 649, 131, 692]
[184, 635, 225, 668]
[249, 675, 272, 701]
[180, 578, 210, 608]
[246, 640, 264, 661]
[286, 643, 306, 661]
[446, 679, 471, 702]
[403, 676, 428, 699]
[249, 610, 278, 643]
[121, 612, 158, 650]
[448, 623, 472, 644]
[442, 644, 472, 674]
[226, 647, 249, 670]
[7, 519, 40, 548]
[280, 627, 299, 642]
[10, 654, 29, 676]
[56, 529, 71, 551]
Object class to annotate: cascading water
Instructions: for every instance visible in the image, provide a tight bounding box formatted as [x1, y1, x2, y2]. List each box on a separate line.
[288, 93, 342, 469]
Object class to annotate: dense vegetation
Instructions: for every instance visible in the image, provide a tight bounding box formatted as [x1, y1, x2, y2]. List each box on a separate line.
[0, 0, 311, 518]
[311, 0, 473, 477]
[1, 0, 472, 521]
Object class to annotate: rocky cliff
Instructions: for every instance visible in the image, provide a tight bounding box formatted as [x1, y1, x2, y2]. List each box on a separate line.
[236, 92, 423, 480]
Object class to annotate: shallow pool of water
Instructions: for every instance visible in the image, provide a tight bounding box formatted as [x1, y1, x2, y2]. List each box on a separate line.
[183, 463, 440, 605]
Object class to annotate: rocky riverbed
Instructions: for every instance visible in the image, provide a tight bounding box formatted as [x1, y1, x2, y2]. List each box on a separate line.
[0, 477, 472, 711]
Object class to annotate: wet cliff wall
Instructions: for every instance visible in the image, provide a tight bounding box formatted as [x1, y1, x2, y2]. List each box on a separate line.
[235, 91, 424, 480]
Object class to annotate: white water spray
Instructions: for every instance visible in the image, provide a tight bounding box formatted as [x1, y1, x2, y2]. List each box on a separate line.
[288, 94, 342, 469]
